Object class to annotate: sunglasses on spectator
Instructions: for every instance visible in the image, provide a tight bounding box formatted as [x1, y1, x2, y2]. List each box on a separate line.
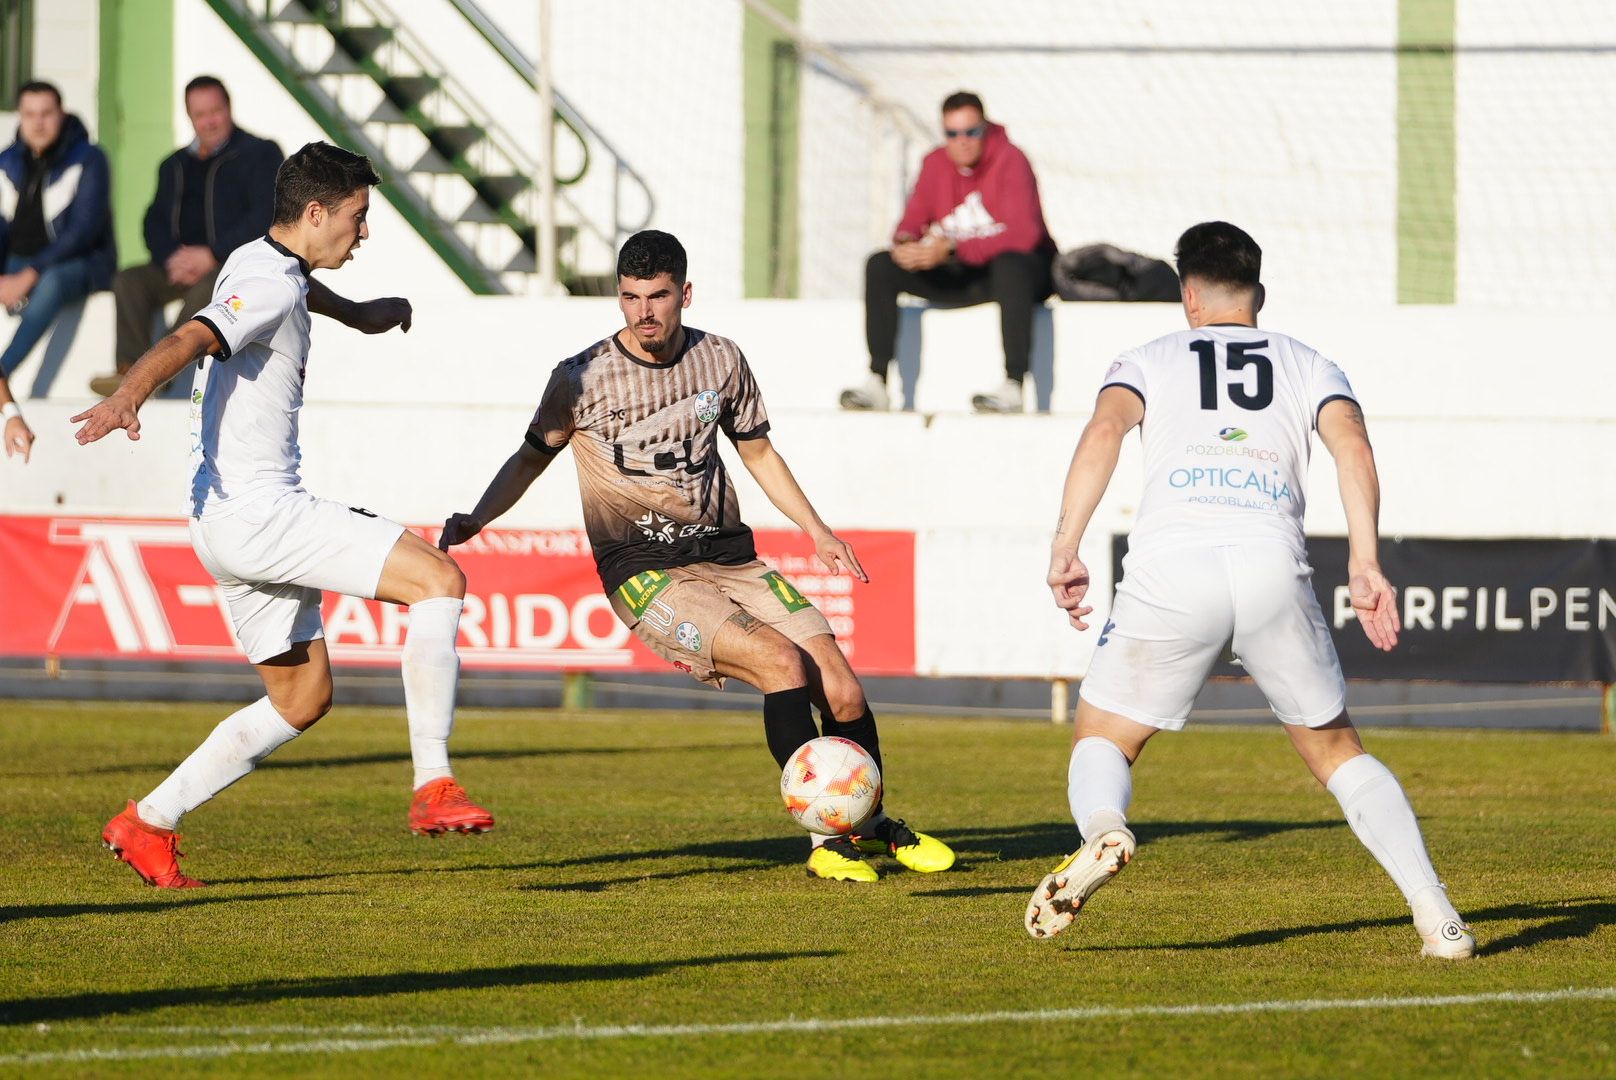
[944, 124, 986, 139]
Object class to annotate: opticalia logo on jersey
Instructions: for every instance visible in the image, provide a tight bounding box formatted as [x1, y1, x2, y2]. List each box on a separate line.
[1168, 466, 1294, 503]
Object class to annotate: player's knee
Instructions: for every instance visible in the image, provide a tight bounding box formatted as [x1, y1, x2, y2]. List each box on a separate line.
[428, 551, 467, 599]
[824, 677, 867, 722]
[278, 682, 333, 730]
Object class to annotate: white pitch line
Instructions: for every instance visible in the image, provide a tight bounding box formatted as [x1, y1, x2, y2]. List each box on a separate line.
[4, 986, 1613, 1067]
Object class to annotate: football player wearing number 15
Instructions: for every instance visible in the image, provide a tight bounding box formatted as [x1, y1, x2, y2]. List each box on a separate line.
[440, 230, 954, 883]
[1026, 222, 1473, 959]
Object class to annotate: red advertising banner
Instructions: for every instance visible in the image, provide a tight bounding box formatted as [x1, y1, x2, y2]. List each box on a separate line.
[0, 516, 915, 675]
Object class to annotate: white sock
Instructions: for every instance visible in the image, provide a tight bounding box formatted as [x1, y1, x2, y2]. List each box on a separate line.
[1067, 736, 1133, 841]
[402, 596, 463, 790]
[1326, 753, 1444, 906]
[138, 697, 300, 830]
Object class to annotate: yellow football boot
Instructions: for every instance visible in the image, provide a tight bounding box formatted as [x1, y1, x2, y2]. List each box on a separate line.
[806, 835, 880, 882]
[853, 817, 956, 873]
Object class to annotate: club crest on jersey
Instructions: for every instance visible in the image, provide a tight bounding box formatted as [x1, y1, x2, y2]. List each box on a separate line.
[1218, 427, 1248, 442]
[675, 621, 703, 653]
[694, 389, 721, 425]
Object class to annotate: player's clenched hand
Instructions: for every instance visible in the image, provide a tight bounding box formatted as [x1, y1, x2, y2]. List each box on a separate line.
[70, 393, 142, 445]
[1048, 549, 1093, 630]
[353, 297, 412, 335]
[439, 512, 482, 551]
[815, 532, 869, 583]
[1349, 566, 1400, 651]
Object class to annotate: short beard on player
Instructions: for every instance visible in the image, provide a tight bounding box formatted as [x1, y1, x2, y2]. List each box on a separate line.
[636, 324, 670, 354]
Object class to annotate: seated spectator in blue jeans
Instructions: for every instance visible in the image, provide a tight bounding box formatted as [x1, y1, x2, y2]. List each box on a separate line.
[0, 80, 116, 381]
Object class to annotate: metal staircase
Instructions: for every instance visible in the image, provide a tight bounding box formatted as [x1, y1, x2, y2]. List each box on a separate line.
[204, 0, 654, 294]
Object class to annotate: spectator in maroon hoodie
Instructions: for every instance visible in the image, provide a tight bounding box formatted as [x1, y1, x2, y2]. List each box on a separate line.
[840, 91, 1056, 414]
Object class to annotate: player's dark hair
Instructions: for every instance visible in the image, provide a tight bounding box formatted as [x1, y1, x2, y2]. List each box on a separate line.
[1175, 221, 1262, 290]
[617, 229, 687, 285]
[271, 141, 381, 226]
[15, 80, 61, 108]
[941, 90, 984, 115]
[184, 75, 230, 105]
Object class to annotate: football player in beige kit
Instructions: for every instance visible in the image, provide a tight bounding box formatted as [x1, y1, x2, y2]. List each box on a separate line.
[1025, 222, 1473, 958]
[442, 230, 954, 882]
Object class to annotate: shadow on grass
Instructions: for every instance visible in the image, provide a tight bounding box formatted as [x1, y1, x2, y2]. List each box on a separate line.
[1068, 898, 1615, 956]
[938, 819, 1345, 862]
[211, 819, 1347, 888]
[914, 885, 1025, 899]
[0, 949, 834, 1026]
[0, 892, 342, 926]
[54, 742, 752, 778]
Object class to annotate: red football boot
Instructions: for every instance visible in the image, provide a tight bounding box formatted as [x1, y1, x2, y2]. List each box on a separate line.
[408, 778, 495, 836]
[102, 802, 204, 888]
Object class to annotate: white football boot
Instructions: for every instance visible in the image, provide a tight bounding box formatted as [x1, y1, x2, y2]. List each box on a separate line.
[1412, 885, 1476, 959]
[1025, 825, 1135, 939]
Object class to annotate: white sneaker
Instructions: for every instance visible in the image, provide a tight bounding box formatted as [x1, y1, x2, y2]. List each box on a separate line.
[1412, 885, 1476, 959]
[1025, 826, 1135, 939]
[839, 372, 890, 411]
[971, 378, 1023, 413]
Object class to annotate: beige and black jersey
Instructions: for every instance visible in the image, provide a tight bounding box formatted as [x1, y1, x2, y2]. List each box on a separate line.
[526, 327, 771, 591]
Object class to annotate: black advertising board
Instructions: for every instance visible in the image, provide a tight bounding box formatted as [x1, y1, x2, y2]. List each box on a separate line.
[1110, 537, 1616, 683]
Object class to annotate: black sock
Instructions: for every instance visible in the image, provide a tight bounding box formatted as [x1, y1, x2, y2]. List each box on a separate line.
[821, 706, 885, 817]
[763, 687, 817, 769]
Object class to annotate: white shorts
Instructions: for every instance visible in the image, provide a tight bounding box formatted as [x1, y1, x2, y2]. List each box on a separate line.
[190, 489, 406, 663]
[1079, 543, 1346, 730]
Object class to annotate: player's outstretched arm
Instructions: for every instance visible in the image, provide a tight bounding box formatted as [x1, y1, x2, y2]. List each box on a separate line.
[734, 435, 867, 582]
[1049, 386, 1142, 629]
[439, 442, 557, 550]
[70, 321, 220, 445]
[306, 276, 411, 335]
[1317, 398, 1399, 651]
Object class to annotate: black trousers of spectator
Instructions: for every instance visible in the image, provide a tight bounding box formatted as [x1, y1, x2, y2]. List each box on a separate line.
[113, 262, 220, 371]
[865, 249, 1054, 383]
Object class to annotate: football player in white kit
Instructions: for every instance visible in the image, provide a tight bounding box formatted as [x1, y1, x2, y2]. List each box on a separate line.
[72, 142, 492, 888]
[1024, 222, 1473, 958]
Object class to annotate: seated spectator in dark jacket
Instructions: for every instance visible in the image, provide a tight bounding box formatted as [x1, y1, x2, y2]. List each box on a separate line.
[840, 91, 1056, 414]
[90, 75, 282, 396]
[0, 81, 115, 381]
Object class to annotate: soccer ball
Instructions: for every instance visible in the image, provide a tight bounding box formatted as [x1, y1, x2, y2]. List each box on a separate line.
[780, 736, 881, 835]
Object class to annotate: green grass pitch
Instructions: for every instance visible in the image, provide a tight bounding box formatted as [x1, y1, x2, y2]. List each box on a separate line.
[2, 700, 1612, 1077]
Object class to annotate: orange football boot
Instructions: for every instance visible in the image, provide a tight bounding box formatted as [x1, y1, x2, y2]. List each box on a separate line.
[102, 802, 204, 888]
[408, 778, 495, 836]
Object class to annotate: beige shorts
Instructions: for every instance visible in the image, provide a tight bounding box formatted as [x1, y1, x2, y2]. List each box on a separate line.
[609, 560, 834, 687]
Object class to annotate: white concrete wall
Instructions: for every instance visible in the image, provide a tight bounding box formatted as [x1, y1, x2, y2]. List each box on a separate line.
[31, 0, 100, 133]
[4, 295, 1613, 677]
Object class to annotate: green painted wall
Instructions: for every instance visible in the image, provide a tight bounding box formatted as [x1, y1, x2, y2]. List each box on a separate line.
[99, 0, 174, 269]
[1397, 0, 1456, 303]
[742, 0, 799, 298]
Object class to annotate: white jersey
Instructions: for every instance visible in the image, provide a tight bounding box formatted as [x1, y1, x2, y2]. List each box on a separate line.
[1103, 325, 1356, 567]
[187, 237, 313, 518]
